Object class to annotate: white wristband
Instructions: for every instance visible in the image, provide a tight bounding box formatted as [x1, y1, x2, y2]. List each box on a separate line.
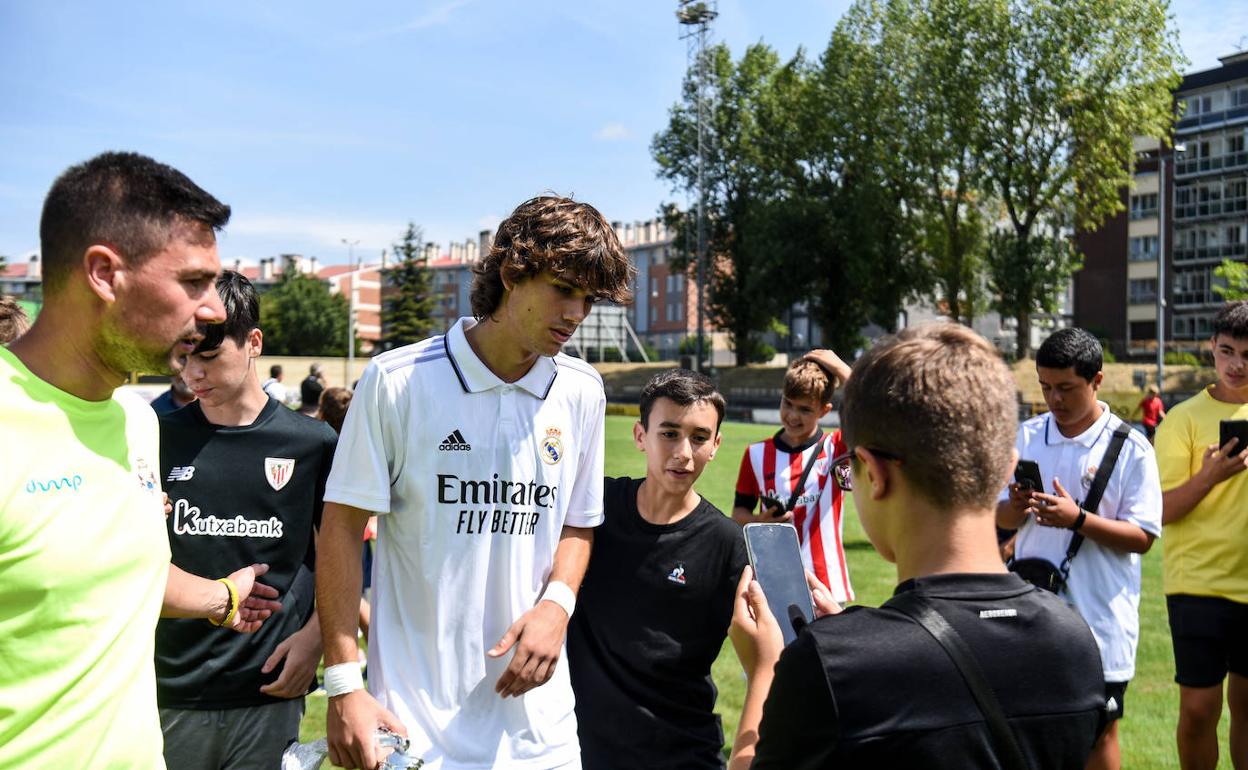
[540, 580, 576, 618]
[323, 662, 365, 697]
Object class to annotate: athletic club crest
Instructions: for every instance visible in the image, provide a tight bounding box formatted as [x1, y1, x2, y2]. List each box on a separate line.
[264, 458, 296, 491]
[540, 427, 563, 465]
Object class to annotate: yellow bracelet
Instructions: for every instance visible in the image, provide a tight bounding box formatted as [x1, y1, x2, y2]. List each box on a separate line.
[210, 577, 239, 627]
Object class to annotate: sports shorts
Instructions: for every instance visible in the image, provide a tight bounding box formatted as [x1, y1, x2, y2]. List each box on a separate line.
[1167, 593, 1248, 688]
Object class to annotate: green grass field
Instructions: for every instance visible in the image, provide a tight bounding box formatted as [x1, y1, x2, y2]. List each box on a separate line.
[301, 415, 1233, 768]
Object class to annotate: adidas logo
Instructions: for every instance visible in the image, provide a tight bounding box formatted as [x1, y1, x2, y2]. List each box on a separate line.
[439, 429, 471, 451]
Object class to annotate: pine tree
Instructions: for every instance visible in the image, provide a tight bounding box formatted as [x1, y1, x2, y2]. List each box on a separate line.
[383, 222, 438, 348]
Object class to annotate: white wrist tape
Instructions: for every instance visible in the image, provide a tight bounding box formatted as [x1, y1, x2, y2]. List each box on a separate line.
[323, 662, 365, 697]
[540, 580, 576, 618]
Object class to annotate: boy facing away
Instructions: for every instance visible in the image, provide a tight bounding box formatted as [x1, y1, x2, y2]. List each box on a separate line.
[568, 369, 747, 769]
[733, 351, 854, 603]
[729, 323, 1105, 770]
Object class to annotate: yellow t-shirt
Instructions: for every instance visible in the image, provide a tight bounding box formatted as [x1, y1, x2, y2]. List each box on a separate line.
[1155, 385, 1248, 603]
[0, 346, 170, 769]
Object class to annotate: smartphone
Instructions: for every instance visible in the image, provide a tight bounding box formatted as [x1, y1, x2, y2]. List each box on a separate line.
[743, 523, 815, 646]
[1219, 420, 1248, 454]
[1014, 459, 1045, 493]
[758, 495, 786, 517]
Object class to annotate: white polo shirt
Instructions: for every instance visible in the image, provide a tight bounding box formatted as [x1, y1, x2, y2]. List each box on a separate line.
[324, 317, 605, 770]
[1000, 403, 1162, 682]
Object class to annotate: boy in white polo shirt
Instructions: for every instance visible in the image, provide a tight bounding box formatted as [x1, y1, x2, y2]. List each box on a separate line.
[316, 196, 634, 770]
[997, 327, 1162, 770]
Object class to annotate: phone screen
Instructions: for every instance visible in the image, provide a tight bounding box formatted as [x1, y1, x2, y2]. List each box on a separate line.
[1014, 460, 1045, 493]
[1219, 420, 1248, 453]
[743, 523, 815, 646]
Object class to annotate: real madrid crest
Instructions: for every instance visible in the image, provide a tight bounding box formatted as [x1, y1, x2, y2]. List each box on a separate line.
[540, 426, 564, 465]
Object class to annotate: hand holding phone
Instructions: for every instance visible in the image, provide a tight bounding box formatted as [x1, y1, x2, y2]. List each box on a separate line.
[758, 495, 786, 518]
[743, 523, 815, 646]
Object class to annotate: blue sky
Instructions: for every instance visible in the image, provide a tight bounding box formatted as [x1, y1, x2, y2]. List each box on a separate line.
[1, 0, 1243, 266]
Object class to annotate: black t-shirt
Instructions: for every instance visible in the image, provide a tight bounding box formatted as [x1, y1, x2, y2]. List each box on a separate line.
[568, 476, 749, 770]
[155, 398, 338, 709]
[752, 573, 1106, 769]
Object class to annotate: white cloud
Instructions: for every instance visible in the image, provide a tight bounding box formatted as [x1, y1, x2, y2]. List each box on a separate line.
[594, 122, 632, 142]
[350, 0, 476, 43]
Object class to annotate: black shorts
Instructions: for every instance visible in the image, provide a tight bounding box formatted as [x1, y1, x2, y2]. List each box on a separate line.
[1104, 681, 1128, 723]
[1167, 594, 1248, 688]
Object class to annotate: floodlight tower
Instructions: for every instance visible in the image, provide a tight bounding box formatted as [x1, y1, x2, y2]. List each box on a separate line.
[677, 0, 716, 372]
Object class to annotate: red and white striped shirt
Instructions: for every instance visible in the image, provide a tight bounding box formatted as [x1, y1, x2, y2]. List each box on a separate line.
[735, 430, 854, 603]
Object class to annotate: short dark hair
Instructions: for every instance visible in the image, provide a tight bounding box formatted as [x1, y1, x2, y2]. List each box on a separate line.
[470, 196, 634, 318]
[1036, 327, 1102, 382]
[39, 151, 230, 293]
[638, 368, 726, 431]
[301, 376, 325, 407]
[270, 364, 282, 378]
[194, 270, 259, 353]
[1213, 301, 1248, 340]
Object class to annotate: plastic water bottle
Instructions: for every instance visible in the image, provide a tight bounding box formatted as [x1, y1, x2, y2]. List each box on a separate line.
[281, 728, 423, 769]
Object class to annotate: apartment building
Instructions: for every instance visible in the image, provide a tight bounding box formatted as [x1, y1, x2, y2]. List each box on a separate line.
[1075, 50, 1248, 355]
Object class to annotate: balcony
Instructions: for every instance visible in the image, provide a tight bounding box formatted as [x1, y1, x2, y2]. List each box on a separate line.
[1175, 150, 1248, 178]
[1174, 196, 1248, 221]
[1173, 242, 1248, 263]
[1175, 104, 1248, 136]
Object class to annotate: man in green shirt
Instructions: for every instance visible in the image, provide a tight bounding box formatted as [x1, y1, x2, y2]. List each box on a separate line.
[1, 152, 279, 769]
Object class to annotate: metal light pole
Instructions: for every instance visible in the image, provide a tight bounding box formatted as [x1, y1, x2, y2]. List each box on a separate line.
[677, 0, 716, 372]
[341, 238, 360, 386]
[1157, 142, 1186, 394]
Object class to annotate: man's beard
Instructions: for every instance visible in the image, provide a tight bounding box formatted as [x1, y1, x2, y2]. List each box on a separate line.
[98, 318, 181, 377]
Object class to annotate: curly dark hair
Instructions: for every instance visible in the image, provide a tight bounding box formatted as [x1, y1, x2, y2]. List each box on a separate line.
[470, 196, 634, 318]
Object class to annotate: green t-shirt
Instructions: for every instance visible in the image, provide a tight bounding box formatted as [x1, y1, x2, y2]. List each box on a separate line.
[0, 346, 170, 769]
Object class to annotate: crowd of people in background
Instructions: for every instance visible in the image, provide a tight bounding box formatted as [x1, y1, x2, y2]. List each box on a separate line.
[3, 150, 1248, 770]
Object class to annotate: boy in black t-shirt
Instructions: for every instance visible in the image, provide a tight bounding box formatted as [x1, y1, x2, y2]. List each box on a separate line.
[568, 369, 747, 770]
[155, 272, 338, 770]
[727, 323, 1106, 770]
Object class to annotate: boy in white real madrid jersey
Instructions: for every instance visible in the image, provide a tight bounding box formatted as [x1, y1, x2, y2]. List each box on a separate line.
[317, 196, 635, 770]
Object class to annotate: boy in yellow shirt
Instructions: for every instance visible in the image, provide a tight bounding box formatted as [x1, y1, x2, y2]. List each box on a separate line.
[1155, 300, 1248, 770]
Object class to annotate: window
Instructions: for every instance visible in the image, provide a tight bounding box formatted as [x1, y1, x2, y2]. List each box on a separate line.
[665, 304, 674, 322]
[1173, 268, 1213, 306]
[1129, 235, 1159, 261]
[650, 277, 658, 296]
[649, 305, 658, 323]
[1233, 87, 1248, 108]
[1229, 134, 1246, 154]
[1130, 193, 1158, 219]
[1129, 278, 1157, 304]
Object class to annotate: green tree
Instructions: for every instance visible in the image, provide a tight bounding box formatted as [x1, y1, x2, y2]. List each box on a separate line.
[978, 0, 1182, 356]
[260, 271, 351, 356]
[788, 7, 926, 351]
[881, 0, 999, 324]
[383, 223, 438, 349]
[653, 43, 807, 366]
[1214, 259, 1248, 300]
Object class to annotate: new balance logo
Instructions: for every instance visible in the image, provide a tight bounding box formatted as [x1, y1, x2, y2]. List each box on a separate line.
[439, 430, 471, 451]
[167, 466, 196, 482]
